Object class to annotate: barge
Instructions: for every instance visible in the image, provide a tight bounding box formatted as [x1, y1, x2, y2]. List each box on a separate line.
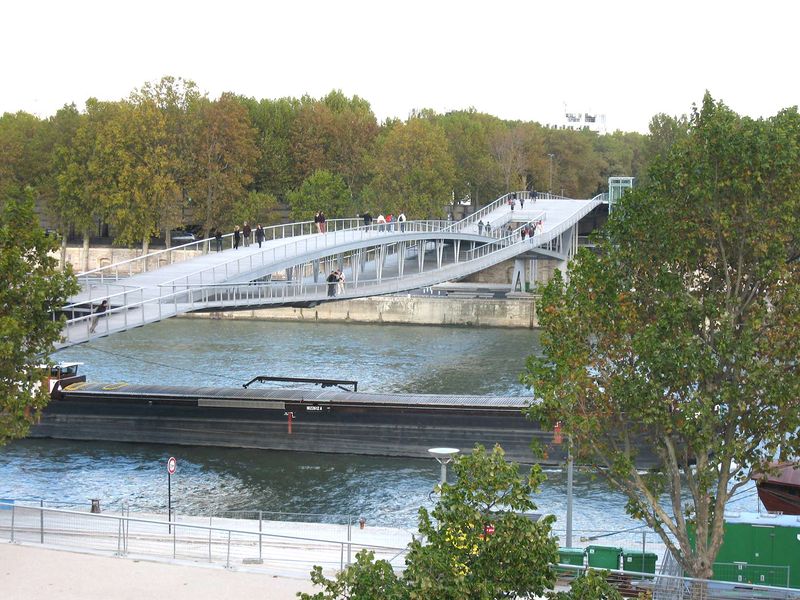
[30, 364, 659, 466]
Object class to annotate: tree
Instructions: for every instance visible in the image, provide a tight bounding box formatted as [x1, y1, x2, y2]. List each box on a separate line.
[188, 93, 260, 238]
[365, 117, 456, 218]
[523, 94, 800, 580]
[0, 193, 78, 444]
[287, 169, 354, 222]
[491, 123, 528, 192]
[299, 445, 560, 600]
[229, 190, 279, 230]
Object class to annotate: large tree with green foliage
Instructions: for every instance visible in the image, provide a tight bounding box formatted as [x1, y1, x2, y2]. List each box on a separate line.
[287, 169, 354, 222]
[523, 94, 800, 580]
[301, 445, 556, 600]
[365, 117, 455, 218]
[0, 193, 77, 444]
[300, 445, 622, 600]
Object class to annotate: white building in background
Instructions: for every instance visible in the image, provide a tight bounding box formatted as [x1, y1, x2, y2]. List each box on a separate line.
[557, 106, 607, 133]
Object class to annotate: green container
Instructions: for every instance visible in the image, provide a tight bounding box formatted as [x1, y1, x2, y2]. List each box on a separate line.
[621, 550, 658, 574]
[586, 545, 622, 570]
[557, 547, 585, 577]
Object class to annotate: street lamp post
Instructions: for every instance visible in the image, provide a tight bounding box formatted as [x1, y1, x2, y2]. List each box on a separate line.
[428, 447, 460, 485]
[548, 154, 555, 194]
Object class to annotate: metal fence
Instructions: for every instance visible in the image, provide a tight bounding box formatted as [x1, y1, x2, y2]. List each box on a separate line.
[0, 501, 409, 578]
[3, 500, 798, 598]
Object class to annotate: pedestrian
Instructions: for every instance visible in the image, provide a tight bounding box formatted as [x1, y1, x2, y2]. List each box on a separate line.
[478, 220, 484, 235]
[362, 212, 372, 227]
[319, 211, 327, 233]
[314, 211, 322, 233]
[506, 224, 513, 237]
[214, 229, 223, 252]
[242, 222, 251, 247]
[386, 213, 393, 232]
[88, 299, 109, 333]
[485, 222, 491, 235]
[520, 196, 525, 209]
[510, 197, 515, 211]
[398, 212, 406, 232]
[233, 225, 241, 250]
[521, 226, 527, 241]
[255, 224, 265, 248]
[337, 270, 346, 296]
[377, 214, 386, 232]
[533, 190, 538, 202]
[326, 270, 338, 297]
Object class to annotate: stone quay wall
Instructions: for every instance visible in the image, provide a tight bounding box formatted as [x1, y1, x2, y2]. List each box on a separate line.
[180, 295, 540, 329]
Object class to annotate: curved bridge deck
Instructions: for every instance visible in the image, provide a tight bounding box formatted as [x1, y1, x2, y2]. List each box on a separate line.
[57, 192, 603, 348]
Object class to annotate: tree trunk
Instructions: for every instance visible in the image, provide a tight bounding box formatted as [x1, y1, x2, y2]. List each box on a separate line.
[82, 231, 90, 273]
[60, 233, 68, 271]
[142, 236, 150, 256]
[165, 229, 172, 249]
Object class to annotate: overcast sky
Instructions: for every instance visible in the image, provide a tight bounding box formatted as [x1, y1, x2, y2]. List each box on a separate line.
[3, 0, 797, 133]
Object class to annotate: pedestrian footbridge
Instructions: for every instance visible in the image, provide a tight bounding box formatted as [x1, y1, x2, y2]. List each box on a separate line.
[56, 191, 605, 348]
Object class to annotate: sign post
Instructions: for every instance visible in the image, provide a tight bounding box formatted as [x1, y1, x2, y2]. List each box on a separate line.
[167, 456, 176, 533]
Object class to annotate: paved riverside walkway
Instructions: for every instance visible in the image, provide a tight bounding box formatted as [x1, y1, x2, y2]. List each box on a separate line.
[0, 543, 317, 600]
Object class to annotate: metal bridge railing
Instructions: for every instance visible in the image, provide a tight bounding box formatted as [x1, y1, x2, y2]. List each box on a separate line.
[75, 218, 367, 283]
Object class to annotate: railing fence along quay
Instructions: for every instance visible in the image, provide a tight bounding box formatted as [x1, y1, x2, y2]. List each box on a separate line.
[0, 501, 410, 576]
[2, 502, 797, 598]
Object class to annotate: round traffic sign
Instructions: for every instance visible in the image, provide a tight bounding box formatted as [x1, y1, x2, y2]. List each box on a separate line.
[167, 456, 177, 475]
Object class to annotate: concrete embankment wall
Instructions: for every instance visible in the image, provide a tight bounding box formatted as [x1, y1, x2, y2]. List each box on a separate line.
[180, 296, 540, 328]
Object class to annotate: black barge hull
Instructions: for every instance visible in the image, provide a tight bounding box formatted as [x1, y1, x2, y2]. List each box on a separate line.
[31, 382, 558, 464]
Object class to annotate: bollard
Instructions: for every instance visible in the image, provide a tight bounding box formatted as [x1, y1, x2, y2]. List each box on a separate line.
[91, 499, 101, 513]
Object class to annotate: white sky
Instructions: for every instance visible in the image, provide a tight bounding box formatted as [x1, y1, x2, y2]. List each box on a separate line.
[3, 0, 798, 133]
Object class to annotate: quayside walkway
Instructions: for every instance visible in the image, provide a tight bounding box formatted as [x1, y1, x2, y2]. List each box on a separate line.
[56, 191, 603, 348]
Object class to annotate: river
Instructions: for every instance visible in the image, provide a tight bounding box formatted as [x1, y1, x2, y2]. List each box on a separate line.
[1, 318, 758, 543]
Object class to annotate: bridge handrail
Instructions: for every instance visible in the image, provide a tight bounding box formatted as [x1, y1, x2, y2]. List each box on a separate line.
[156, 220, 452, 288]
[444, 190, 568, 233]
[75, 218, 366, 282]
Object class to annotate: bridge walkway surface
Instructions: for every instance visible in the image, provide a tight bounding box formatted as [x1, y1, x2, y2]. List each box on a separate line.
[57, 191, 603, 348]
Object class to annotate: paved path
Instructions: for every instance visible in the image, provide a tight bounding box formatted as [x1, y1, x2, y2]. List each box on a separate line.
[1, 543, 317, 600]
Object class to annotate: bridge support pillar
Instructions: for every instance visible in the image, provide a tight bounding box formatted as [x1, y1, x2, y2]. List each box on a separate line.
[312, 259, 320, 283]
[418, 242, 425, 273]
[511, 258, 526, 292]
[558, 225, 577, 283]
[398, 244, 405, 277]
[436, 240, 443, 269]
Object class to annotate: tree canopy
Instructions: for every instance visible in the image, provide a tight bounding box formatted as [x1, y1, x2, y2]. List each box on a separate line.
[1, 76, 650, 252]
[0, 193, 78, 444]
[300, 444, 623, 600]
[523, 94, 800, 580]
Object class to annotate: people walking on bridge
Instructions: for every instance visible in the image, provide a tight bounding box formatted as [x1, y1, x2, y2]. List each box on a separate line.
[255, 224, 265, 248]
[521, 226, 527, 241]
[326, 270, 338, 297]
[484, 222, 491, 236]
[314, 211, 322, 233]
[377, 214, 386, 231]
[214, 229, 223, 252]
[88, 299, 108, 334]
[362, 212, 373, 227]
[398, 212, 406, 232]
[233, 226, 241, 250]
[319, 211, 327, 233]
[337, 270, 346, 296]
[387, 213, 393, 231]
[478, 220, 484, 235]
[242, 222, 251, 247]
[520, 195, 525, 209]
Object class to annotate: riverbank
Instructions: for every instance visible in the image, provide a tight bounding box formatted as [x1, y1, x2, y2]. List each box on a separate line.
[0, 543, 317, 600]
[179, 294, 540, 328]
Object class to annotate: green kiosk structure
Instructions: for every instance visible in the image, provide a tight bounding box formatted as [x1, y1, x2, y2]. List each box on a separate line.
[704, 512, 800, 589]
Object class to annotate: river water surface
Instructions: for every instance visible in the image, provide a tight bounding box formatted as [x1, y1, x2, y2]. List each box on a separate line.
[1, 319, 758, 541]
